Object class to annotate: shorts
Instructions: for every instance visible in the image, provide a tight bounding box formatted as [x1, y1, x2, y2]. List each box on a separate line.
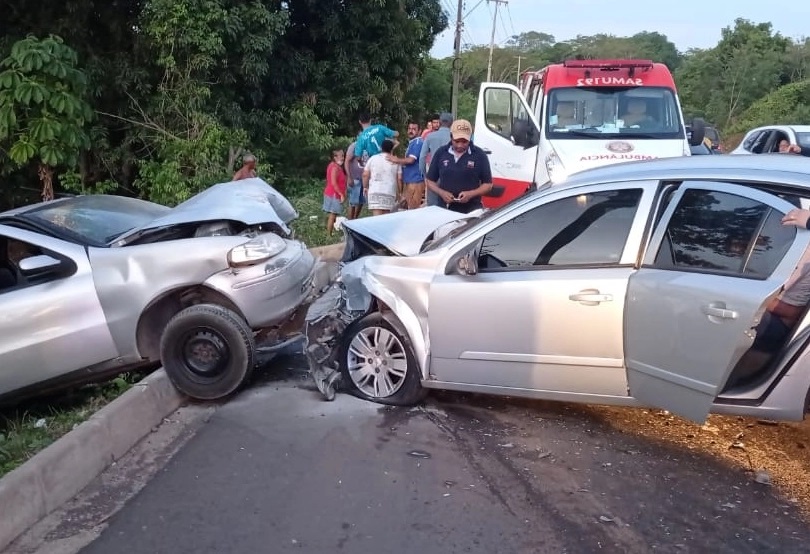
[348, 179, 366, 206]
[322, 194, 343, 215]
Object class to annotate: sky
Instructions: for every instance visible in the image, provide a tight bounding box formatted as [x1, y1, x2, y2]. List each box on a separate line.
[430, 0, 810, 58]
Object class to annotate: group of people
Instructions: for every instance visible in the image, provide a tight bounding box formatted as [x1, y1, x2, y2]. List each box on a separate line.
[322, 112, 494, 235]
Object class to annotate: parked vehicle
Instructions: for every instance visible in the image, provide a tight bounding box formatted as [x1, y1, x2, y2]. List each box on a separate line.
[730, 125, 810, 155]
[704, 125, 722, 151]
[473, 59, 705, 208]
[0, 179, 323, 404]
[306, 155, 810, 424]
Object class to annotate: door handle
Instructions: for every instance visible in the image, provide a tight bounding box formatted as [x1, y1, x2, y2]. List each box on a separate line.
[569, 289, 613, 306]
[702, 303, 738, 320]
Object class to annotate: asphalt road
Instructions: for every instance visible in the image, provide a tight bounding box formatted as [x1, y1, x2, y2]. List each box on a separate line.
[28, 358, 810, 554]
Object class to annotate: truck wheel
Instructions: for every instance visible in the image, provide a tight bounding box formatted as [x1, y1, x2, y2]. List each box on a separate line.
[160, 303, 255, 400]
[339, 312, 426, 406]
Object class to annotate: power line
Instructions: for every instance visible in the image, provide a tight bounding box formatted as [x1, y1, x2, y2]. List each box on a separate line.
[506, 4, 517, 37]
[463, 0, 486, 19]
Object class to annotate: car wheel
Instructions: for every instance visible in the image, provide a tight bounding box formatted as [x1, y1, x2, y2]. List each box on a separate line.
[339, 312, 425, 406]
[160, 303, 255, 400]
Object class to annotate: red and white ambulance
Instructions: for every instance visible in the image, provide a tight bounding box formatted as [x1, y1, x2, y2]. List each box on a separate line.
[474, 59, 705, 208]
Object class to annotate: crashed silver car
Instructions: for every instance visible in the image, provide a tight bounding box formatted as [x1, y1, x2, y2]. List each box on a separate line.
[0, 178, 320, 403]
[306, 154, 810, 424]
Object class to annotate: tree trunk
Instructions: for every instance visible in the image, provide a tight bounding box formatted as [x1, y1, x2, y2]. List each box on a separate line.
[38, 164, 54, 201]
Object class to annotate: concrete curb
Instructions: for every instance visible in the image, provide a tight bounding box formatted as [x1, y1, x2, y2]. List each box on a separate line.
[0, 370, 185, 551]
[309, 241, 345, 262]
[0, 242, 345, 550]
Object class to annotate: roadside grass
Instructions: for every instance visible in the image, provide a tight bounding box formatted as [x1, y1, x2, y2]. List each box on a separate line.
[0, 179, 339, 479]
[0, 373, 147, 477]
[284, 178, 367, 247]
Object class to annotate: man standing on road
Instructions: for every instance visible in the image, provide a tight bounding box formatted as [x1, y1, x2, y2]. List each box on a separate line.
[387, 121, 425, 209]
[419, 112, 453, 206]
[425, 119, 493, 214]
[232, 153, 257, 181]
[354, 113, 399, 165]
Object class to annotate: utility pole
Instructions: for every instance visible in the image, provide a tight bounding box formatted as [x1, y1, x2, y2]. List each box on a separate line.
[486, 0, 507, 82]
[515, 55, 523, 86]
[451, 0, 464, 118]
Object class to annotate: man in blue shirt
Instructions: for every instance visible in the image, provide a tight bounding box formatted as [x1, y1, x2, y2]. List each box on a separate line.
[354, 113, 399, 164]
[425, 119, 493, 214]
[387, 121, 425, 209]
[419, 112, 453, 207]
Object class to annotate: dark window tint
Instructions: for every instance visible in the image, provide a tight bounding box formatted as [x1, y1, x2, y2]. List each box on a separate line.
[479, 189, 642, 270]
[742, 131, 762, 151]
[655, 189, 794, 277]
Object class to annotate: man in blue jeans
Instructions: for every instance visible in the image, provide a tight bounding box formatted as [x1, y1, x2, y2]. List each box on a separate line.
[387, 121, 425, 209]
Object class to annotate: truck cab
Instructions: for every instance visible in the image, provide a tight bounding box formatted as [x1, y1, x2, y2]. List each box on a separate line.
[474, 59, 704, 208]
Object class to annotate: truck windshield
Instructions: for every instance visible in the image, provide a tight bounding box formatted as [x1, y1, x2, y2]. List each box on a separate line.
[546, 87, 683, 140]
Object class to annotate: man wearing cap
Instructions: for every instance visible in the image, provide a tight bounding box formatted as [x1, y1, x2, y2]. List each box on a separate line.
[419, 112, 453, 206]
[425, 119, 493, 214]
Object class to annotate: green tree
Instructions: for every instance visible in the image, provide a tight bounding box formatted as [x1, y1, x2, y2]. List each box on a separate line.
[0, 36, 94, 200]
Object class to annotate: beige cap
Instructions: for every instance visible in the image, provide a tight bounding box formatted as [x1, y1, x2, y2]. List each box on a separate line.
[450, 119, 473, 141]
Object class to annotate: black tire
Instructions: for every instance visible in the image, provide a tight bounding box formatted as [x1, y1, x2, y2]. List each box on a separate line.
[160, 303, 255, 400]
[338, 311, 426, 406]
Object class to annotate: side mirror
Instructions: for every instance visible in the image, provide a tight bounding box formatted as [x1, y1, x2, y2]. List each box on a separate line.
[456, 250, 478, 276]
[688, 118, 706, 146]
[18, 254, 61, 275]
[485, 185, 505, 198]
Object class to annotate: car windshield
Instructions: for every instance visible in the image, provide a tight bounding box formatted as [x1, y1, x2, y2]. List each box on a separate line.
[546, 87, 683, 140]
[422, 191, 538, 252]
[24, 195, 171, 246]
[796, 132, 810, 148]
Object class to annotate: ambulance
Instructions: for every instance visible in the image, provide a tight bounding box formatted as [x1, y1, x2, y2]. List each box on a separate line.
[474, 59, 705, 208]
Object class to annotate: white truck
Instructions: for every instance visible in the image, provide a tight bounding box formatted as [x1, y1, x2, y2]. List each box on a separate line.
[474, 58, 705, 208]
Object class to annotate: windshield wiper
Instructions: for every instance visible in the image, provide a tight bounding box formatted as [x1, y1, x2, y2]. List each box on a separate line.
[552, 129, 603, 138]
[618, 132, 662, 139]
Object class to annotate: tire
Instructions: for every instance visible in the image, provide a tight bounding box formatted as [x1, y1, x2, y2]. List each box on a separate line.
[338, 311, 426, 406]
[160, 303, 255, 400]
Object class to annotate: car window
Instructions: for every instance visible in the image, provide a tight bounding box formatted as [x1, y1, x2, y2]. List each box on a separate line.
[483, 87, 538, 148]
[478, 189, 643, 270]
[742, 130, 762, 152]
[24, 196, 170, 246]
[654, 189, 795, 278]
[0, 236, 69, 292]
[750, 130, 772, 154]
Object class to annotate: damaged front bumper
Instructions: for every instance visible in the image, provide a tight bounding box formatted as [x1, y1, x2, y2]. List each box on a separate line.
[303, 261, 371, 400]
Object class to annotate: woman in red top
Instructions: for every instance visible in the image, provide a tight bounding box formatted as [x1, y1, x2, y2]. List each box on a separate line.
[323, 149, 347, 236]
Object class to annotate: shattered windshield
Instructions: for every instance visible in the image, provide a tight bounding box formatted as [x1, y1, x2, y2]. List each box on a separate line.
[546, 87, 683, 140]
[24, 195, 170, 246]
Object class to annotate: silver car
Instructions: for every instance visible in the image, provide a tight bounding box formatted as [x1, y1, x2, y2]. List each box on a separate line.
[306, 154, 810, 424]
[0, 179, 320, 403]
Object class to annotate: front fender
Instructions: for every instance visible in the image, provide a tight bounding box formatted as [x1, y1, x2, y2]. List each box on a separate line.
[361, 271, 430, 380]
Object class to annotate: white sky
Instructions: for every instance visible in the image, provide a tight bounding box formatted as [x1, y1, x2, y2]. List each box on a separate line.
[430, 0, 810, 57]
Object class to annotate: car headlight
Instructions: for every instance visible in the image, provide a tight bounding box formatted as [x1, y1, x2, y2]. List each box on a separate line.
[544, 151, 569, 184]
[227, 234, 287, 267]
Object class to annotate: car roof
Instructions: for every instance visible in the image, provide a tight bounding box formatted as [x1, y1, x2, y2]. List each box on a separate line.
[554, 153, 810, 192]
[747, 124, 810, 135]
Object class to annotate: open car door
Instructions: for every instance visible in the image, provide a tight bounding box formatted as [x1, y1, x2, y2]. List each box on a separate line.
[473, 83, 541, 208]
[625, 182, 810, 423]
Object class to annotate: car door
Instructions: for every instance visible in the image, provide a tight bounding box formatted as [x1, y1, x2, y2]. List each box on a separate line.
[625, 182, 810, 423]
[0, 226, 119, 396]
[474, 83, 542, 207]
[428, 182, 656, 396]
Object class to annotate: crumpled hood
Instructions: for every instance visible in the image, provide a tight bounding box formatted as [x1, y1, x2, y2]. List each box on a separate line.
[115, 178, 298, 242]
[342, 206, 478, 256]
[551, 139, 687, 174]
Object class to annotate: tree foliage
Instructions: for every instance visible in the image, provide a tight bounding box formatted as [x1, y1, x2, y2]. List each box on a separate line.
[0, 36, 94, 200]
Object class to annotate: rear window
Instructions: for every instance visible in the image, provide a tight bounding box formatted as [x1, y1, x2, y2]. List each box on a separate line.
[25, 196, 170, 246]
